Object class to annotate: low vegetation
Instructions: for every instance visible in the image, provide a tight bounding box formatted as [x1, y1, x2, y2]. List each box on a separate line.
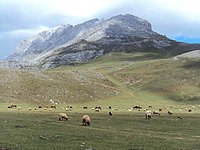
[0, 109, 200, 150]
[0, 52, 200, 149]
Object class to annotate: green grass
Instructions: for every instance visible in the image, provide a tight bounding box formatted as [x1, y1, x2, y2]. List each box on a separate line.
[0, 52, 200, 105]
[0, 52, 200, 149]
[0, 109, 200, 150]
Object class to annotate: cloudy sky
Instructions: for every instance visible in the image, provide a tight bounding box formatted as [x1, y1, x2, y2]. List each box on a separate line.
[0, 0, 200, 59]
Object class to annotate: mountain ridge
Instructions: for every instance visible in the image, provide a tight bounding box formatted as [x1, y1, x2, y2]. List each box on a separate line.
[5, 14, 200, 69]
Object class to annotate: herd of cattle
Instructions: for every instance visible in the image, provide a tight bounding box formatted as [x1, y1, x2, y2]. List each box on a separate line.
[7, 104, 199, 125]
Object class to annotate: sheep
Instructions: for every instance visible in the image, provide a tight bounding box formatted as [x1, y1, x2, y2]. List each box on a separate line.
[95, 108, 100, 112]
[145, 110, 151, 120]
[67, 106, 73, 109]
[128, 108, 132, 112]
[34, 107, 38, 110]
[59, 113, 68, 121]
[168, 111, 173, 115]
[8, 104, 17, 109]
[95, 106, 102, 110]
[51, 105, 57, 109]
[133, 106, 142, 109]
[11, 104, 17, 108]
[109, 111, 112, 116]
[82, 115, 90, 126]
[153, 111, 160, 115]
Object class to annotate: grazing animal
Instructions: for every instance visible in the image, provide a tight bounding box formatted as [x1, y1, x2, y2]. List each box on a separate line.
[153, 111, 160, 115]
[168, 111, 173, 115]
[145, 110, 151, 120]
[59, 113, 68, 121]
[108, 106, 112, 109]
[159, 108, 162, 111]
[11, 104, 17, 108]
[145, 113, 151, 120]
[95, 106, 102, 110]
[83, 106, 88, 109]
[67, 106, 73, 109]
[82, 115, 90, 126]
[133, 106, 142, 109]
[109, 111, 112, 116]
[95, 108, 100, 112]
[51, 105, 57, 109]
[8, 104, 17, 108]
[188, 109, 192, 112]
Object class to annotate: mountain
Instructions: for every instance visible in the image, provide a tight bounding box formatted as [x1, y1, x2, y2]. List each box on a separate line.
[6, 14, 200, 69]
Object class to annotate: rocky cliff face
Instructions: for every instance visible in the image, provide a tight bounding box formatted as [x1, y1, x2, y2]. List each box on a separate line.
[5, 14, 200, 69]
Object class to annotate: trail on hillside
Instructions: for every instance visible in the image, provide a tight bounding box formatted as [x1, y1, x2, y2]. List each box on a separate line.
[89, 74, 134, 98]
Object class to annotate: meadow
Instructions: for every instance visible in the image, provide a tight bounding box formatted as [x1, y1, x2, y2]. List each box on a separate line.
[0, 106, 200, 150]
[0, 52, 200, 149]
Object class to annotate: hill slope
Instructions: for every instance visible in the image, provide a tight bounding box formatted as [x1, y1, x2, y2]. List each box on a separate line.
[1, 52, 200, 105]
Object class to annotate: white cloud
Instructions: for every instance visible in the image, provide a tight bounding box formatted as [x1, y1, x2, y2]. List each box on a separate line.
[0, 0, 200, 58]
[47, 0, 119, 17]
[162, 0, 200, 22]
[1, 0, 122, 18]
[1, 26, 50, 39]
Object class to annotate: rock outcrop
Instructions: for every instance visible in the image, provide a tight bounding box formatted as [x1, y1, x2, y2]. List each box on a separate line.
[5, 14, 200, 69]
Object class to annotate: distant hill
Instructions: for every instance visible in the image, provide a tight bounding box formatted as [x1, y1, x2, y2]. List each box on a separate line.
[174, 50, 200, 59]
[5, 14, 200, 69]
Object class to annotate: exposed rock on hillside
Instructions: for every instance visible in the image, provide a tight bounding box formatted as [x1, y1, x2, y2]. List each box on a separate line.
[5, 14, 200, 69]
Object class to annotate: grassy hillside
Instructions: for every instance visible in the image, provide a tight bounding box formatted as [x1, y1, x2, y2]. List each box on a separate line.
[0, 52, 200, 150]
[0, 52, 199, 107]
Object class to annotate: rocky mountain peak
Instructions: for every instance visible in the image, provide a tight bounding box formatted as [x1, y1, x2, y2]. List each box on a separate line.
[109, 14, 152, 31]
[4, 14, 200, 69]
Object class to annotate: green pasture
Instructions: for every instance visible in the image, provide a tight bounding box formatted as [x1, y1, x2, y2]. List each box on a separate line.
[0, 52, 200, 149]
[0, 108, 200, 150]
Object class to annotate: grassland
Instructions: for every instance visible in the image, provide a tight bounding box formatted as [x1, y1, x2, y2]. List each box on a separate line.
[0, 108, 200, 150]
[0, 52, 200, 149]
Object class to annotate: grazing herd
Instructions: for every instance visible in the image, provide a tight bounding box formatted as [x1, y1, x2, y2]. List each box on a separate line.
[6, 103, 200, 126]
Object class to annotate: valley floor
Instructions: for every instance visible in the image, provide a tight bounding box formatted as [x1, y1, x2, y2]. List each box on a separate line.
[0, 107, 200, 150]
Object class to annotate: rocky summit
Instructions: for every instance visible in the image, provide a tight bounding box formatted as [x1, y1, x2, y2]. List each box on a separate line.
[5, 14, 200, 69]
